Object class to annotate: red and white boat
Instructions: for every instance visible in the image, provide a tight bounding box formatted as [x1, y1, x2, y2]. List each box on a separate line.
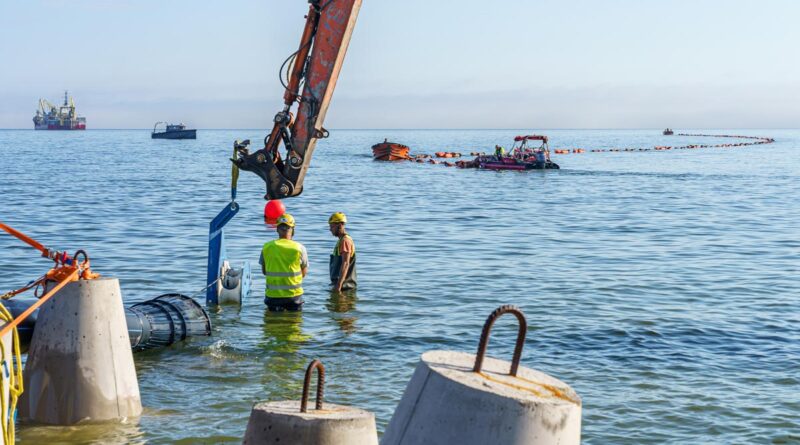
[478, 135, 559, 170]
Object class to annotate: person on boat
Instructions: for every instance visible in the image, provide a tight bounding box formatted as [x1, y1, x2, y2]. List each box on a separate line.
[328, 212, 357, 292]
[260, 213, 308, 311]
[532, 148, 546, 168]
[494, 145, 505, 158]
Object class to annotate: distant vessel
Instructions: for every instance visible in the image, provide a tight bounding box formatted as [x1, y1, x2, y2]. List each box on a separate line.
[663, 128, 674, 135]
[151, 122, 197, 139]
[33, 91, 86, 130]
[372, 139, 410, 161]
[477, 135, 559, 170]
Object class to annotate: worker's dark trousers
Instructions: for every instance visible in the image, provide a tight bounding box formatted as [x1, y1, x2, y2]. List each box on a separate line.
[265, 296, 304, 312]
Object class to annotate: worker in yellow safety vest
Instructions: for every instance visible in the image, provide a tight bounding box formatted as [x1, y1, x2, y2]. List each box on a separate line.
[260, 213, 308, 311]
[328, 212, 357, 292]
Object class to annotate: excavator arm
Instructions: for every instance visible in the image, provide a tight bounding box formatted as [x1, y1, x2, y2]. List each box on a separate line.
[234, 0, 362, 200]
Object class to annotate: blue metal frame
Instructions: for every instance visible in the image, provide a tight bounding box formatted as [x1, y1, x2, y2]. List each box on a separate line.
[206, 202, 239, 305]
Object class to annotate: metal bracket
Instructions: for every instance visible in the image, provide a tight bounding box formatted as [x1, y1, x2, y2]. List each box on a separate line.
[233, 148, 295, 200]
[206, 201, 239, 306]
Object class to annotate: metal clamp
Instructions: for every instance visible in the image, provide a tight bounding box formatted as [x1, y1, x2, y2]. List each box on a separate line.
[473, 305, 527, 377]
[73, 249, 89, 267]
[300, 359, 325, 413]
[313, 127, 330, 139]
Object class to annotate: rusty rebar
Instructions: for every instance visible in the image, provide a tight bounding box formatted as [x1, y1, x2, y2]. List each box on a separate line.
[300, 359, 325, 413]
[473, 305, 527, 377]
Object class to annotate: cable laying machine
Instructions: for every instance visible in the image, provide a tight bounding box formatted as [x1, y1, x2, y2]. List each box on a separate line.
[206, 0, 363, 306]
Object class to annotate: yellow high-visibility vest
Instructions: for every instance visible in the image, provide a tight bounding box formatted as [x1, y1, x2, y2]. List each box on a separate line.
[262, 239, 304, 298]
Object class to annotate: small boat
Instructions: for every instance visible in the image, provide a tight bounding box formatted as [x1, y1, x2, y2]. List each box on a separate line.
[663, 128, 674, 135]
[477, 156, 559, 170]
[372, 139, 410, 161]
[152, 122, 197, 139]
[478, 135, 559, 170]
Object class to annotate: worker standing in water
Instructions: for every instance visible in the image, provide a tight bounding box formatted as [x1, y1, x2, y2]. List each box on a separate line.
[260, 213, 308, 311]
[329, 212, 357, 292]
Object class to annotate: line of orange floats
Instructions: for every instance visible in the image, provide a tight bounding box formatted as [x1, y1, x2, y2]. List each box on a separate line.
[552, 134, 774, 154]
[372, 133, 775, 168]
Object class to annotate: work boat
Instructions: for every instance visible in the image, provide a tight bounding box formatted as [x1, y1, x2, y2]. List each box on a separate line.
[152, 122, 197, 139]
[478, 135, 560, 170]
[372, 140, 411, 160]
[663, 128, 674, 135]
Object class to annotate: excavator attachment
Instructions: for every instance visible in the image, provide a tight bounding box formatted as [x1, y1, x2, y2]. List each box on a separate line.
[234, 0, 362, 199]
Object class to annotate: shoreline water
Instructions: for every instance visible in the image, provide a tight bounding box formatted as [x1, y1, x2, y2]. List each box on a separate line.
[1, 129, 798, 443]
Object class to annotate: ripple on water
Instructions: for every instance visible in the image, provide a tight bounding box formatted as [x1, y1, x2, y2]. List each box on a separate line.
[1, 129, 799, 444]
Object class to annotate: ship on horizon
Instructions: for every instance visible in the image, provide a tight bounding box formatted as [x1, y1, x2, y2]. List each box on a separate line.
[33, 91, 86, 130]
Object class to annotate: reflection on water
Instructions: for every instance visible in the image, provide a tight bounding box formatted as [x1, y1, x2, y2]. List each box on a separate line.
[261, 310, 310, 350]
[326, 289, 358, 334]
[17, 419, 145, 445]
[259, 310, 310, 385]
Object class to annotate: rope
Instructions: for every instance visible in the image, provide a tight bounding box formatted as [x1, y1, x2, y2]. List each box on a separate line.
[188, 278, 221, 299]
[0, 303, 23, 445]
[551, 133, 775, 154]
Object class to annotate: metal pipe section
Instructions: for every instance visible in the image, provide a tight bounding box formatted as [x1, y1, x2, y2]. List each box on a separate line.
[127, 293, 211, 351]
[4, 293, 211, 353]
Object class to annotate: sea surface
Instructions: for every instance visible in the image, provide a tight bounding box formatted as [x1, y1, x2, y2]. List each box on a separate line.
[0, 129, 798, 444]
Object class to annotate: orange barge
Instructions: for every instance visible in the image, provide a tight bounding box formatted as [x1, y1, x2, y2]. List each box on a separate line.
[372, 140, 411, 161]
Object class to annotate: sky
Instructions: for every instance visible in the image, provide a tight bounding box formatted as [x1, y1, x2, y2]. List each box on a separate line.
[1, 0, 798, 129]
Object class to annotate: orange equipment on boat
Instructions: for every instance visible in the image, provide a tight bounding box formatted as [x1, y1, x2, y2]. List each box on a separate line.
[372, 140, 411, 161]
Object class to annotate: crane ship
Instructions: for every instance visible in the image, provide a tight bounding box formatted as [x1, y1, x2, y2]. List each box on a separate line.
[33, 91, 86, 130]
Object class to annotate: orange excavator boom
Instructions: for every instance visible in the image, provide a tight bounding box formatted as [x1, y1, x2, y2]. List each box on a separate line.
[234, 0, 362, 199]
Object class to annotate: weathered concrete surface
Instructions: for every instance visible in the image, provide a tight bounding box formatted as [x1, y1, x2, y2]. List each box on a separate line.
[244, 400, 378, 445]
[382, 350, 582, 445]
[19, 278, 142, 424]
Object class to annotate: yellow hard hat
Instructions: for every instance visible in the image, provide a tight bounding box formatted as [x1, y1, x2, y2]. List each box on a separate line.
[276, 213, 295, 228]
[328, 212, 347, 224]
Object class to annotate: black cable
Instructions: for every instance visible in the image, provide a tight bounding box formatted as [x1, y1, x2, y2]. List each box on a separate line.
[275, 0, 338, 149]
[277, 0, 337, 92]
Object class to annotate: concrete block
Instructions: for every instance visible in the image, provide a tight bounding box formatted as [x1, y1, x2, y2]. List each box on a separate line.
[19, 278, 142, 424]
[382, 350, 582, 445]
[244, 400, 378, 445]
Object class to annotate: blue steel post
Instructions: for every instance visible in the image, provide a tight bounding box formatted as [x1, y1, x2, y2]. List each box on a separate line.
[206, 202, 239, 306]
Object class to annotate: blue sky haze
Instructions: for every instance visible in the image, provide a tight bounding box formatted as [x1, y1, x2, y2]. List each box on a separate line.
[1, 0, 798, 128]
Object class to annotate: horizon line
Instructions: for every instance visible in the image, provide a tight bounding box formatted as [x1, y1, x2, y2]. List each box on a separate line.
[1, 127, 798, 131]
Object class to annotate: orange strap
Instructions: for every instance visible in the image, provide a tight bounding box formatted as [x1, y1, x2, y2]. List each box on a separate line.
[1, 276, 46, 300]
[0, 222, 47, 255]
[0, 269, 78, 339]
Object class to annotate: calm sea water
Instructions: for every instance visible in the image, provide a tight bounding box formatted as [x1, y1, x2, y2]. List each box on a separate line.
[1, 129, 798, 444]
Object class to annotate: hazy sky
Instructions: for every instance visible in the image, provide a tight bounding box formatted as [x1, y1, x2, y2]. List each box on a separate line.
[1, 0, 798, 129]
